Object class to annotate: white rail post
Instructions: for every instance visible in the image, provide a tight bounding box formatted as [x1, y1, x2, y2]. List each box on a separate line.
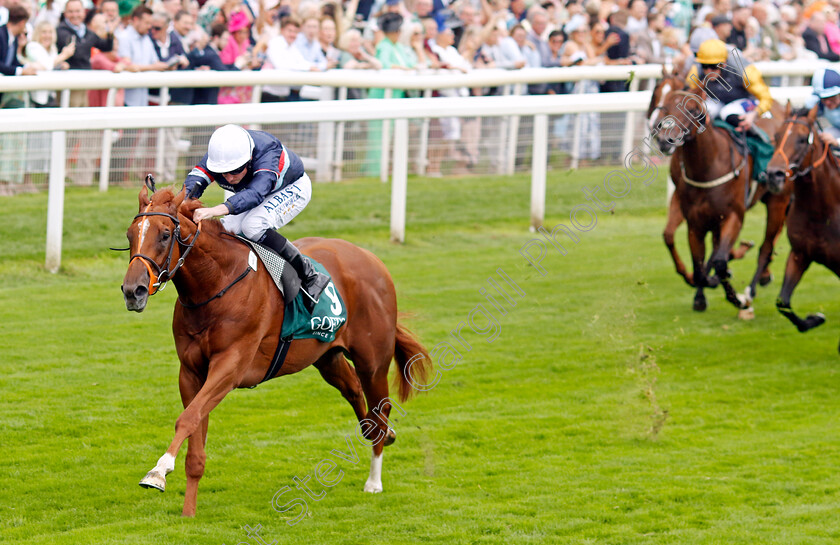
[46, 129, 67, 273]
[530, 114, 548, 231]
[417, 88, 432, 176]
[621, 76, 640, 158]
[505, 83, 522, 175]
[99, 88, 117, 192]
[333, 86, 348, 182]
[497, 85, 511, 174]
[390, 118, 409, 243]
[315, 86, 335, 182]
[570, 83, 585, 170]
[380, 88, 393, 183]
[155, 88, 169, 179]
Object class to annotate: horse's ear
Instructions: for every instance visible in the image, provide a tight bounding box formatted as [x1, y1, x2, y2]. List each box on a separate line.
[138, 187, 150, 211]
[695, 87, 706, 101]
[173, 186, 186, 210]
[662, 64, 668, 77]
[808, 103, 819, 123]
[144, 174, 156, 194]
[784, 100, 792, 118]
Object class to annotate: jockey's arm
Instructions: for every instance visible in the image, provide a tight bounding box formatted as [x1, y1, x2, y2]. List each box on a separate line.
[745, 65, 773, 115]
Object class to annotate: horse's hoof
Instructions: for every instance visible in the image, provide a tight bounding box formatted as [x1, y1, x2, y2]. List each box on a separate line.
[736, 293, 750, 309]
[759, 273, 774, 287]
[807, 313, 826, 330]
[139, 470, 166, 492]
[363, 481, 383, 493]
[383, 428, 396, 447]
[693, 298, 707, 312]
[737, 307, 755, 321]
[739, 240, 755, 250]
[706, 276, 720, 288]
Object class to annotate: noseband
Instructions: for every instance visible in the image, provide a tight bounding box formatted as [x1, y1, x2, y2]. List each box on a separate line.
[776, 117, 828, 179]
[129, 210, 200, 296]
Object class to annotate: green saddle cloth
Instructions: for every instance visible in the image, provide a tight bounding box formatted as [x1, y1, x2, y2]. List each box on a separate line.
[281, 260, 347, 342]
[713, 119, 774, 182]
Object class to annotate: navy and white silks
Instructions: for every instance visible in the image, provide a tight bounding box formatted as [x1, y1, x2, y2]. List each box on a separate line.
[184, 130, 311, 241]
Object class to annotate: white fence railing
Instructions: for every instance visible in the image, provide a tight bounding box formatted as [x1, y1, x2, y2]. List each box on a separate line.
[0, 86, 814, 273]
[0, 61, 824, 186]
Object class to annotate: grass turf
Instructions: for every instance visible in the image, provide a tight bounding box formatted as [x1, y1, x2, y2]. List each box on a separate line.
[1, 168, 839, 544]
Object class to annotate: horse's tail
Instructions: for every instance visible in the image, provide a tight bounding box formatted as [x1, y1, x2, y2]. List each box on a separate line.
[392, 321, 432, 403]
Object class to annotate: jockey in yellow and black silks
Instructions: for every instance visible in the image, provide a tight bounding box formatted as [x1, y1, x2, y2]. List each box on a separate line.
[686, 39, 773, 133]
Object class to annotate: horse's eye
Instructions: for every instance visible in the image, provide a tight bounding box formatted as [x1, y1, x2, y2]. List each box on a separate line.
[660, 117, 675, 129]
[162, 230, 171, 241]
[797, 136, 808, 144]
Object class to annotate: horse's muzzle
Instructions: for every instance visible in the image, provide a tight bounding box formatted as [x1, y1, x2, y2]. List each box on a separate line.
[122, 283, 149, 312]
[765, 168, 787, 194]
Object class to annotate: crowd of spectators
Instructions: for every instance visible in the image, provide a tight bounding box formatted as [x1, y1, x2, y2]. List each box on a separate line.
[3, 0, 839, 106]
[1, 0, 839, 177]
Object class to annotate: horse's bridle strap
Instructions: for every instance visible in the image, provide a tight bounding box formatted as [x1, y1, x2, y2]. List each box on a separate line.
[129, 210, 200, 296]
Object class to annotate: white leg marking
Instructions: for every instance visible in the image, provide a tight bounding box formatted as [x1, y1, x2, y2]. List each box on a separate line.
[154, 452, 175, 475]
[363, 451, 383, 493]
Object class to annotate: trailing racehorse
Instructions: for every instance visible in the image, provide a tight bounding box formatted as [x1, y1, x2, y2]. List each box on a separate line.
[120, 184, 432, 516]
[650, 85, 789, 312]
[766, 104, 840, 351]
[647, 69, 757, 288]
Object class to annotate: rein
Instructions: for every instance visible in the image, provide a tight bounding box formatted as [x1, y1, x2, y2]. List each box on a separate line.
[128, 209, 200, 296]
[776, 117, 831, 179]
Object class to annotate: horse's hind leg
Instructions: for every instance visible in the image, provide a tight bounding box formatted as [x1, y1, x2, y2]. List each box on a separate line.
[351, 347, 401, 494]
[776, 251, 825, 332]
[314, 350, 367, 422]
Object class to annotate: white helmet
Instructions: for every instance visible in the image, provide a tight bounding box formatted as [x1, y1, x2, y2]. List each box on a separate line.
[206, 124, 255, 173]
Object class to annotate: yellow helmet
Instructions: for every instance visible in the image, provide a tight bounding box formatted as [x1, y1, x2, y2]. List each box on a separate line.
[696, 39, 728, 65]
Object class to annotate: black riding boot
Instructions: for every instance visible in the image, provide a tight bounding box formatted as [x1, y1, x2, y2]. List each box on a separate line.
[260, 229, 331, 312]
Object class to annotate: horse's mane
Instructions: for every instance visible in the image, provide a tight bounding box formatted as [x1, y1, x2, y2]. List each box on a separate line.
[149, 187, 231, 238]
[791, 107, 813, 118]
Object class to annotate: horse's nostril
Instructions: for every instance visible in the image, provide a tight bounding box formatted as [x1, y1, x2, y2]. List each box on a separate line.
[134, 285, 148, 298]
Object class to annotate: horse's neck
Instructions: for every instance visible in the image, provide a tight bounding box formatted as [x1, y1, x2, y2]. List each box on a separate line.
[798, 149, 840, 217]
[172, 228, 247, 303]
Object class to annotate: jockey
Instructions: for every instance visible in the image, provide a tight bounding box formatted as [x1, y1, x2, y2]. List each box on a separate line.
[686, 38, 773, 134]
[184, 124, 330, 312]
[805, 67, 840, 148]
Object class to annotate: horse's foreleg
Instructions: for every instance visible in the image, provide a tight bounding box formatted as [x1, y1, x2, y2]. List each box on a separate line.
[776, 251, 824, 332]
[139, 354, 239, 501]
[663, 192, 693, 287]
[711, 214, 748, 309]
[746, 198, 787, 301]
[177, 366, 209, 517]
[687, 226, 708, 311]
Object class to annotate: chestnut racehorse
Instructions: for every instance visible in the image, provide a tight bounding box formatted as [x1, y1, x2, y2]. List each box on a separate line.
[651, 86, 789, 312]
[647, 70, 755, 287]
[120, 185, 432, 516]
[766, 104, 840, 350]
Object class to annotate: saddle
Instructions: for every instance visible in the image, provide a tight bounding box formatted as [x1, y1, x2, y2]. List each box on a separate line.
[234, 235, 301, 307]
[713, 119, 774, 184]
[233, 235, 347, 386]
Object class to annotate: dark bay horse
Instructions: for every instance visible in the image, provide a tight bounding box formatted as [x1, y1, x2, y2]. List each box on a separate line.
[120, 185, 432, 516]
[651, 86, 789, 312]
[766, 104, 840, 350]
[647, 70, 756, 287]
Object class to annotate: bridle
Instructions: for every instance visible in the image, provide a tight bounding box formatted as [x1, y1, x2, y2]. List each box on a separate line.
[127, 209, 200, 296]
[775, 116, 829, 179]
